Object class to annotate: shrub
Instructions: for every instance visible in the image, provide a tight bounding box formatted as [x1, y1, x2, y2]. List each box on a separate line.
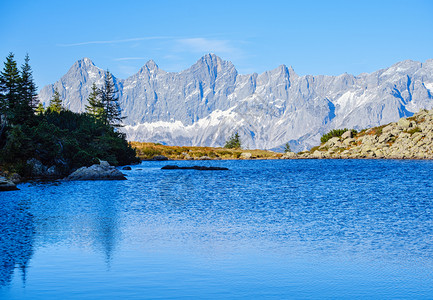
[407, 127, 422, 135]
[320, 128, 358, 143]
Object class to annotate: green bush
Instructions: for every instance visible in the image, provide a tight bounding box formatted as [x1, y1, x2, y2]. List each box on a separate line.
[407, 127, 422, 135]
[0, 111, 139, 177]
[320, 128, 358, 144]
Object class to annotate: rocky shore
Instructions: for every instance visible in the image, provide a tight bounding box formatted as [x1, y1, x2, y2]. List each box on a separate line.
[284, 109, 433, 159]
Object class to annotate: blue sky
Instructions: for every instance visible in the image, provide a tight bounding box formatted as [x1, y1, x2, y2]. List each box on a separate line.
[1, 0, 432, 91]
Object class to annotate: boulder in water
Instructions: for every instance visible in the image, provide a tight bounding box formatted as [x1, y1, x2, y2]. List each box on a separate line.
[66, 160, 126, 180]
[0, 176, 19, 191]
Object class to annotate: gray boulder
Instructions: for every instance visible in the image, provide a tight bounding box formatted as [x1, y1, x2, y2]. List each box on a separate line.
[66, 161, 126, 181]
[10, 173, 21, 184]
[27, 158, 46, 177]
[198, 155, 212, 160]
[26, 158, 60, 178]
[240, 152, 252, 159]
[398, 118, 411, 129]
[341, 130, 353, 140]
[0, 176, 19, 191]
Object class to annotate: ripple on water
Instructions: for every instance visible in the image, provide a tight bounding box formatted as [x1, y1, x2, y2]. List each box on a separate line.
[1, 159, 433, 298]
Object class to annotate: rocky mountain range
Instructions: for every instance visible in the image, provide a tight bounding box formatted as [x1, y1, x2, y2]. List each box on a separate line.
[38, 54, 433, 151]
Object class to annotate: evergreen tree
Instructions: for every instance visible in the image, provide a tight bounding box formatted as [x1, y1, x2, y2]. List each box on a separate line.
[284, 142, 291, 153]
[35, 102, 45, 115]
[48, 89, 62, 113]
[18, 53, 37, 123]
[0, 52, 21, 124]
[224, 132, 242, 149]
[101, 71, 124, 127]
[85, 83, 104, 120]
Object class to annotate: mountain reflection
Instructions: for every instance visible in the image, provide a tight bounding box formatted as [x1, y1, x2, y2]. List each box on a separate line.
[0, 198, 34, 287]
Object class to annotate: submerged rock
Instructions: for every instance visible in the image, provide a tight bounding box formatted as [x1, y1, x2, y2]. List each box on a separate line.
[122, 166, 132, 170]
[66, 160, 126, 180]
[152, 155, 169, 161]
[161, 165, 229, 171]
[0, 176, 19, 191]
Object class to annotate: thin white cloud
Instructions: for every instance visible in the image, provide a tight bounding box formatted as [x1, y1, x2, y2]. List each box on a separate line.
[114, 57, 147, 61]
[58, 36, 171, 47]
[176, 38, 237, 54]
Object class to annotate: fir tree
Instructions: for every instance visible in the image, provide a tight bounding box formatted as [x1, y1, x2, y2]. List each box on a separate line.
[18, 53, 37, 122]
[35, 102, 45, 115]
[48, 89, 62, 113]
[101, 71, 124, 127]
[284, 142, 291, 153]
[0, 52, 21, 124]
[224, 132, 242, 149]
[85, 83, 104, 120]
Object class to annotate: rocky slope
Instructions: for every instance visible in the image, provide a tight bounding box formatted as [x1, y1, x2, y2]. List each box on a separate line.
[38, 55, 433, 151]
[291, 109, 433, 159]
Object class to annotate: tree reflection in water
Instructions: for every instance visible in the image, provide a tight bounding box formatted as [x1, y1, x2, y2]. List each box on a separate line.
[0, 197, 34, 287]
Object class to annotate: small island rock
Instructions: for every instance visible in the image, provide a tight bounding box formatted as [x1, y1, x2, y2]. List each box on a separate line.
[66, 160, 126, 181]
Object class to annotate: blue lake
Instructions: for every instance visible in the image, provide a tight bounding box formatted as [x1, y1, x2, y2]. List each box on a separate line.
[1, 159, 433, 299]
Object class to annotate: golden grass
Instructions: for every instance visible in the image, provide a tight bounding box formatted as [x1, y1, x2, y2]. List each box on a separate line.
[130, 142, 282, 160]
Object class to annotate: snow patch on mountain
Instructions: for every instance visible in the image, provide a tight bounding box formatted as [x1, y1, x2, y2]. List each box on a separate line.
[39, 54, 433, 151]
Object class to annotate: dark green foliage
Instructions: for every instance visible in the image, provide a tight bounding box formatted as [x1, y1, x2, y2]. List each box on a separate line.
[0, 54, 139, 177]
[0, 111, 139, 176]
[101, 71, 125, 127]
[85, 83, 104, 120]
[18, 54, 38, 121]
[320, 128, 358, 143]
[0, 53, 21, 124]
[284, 142, 291, 153]
[224, 132, 242, 149]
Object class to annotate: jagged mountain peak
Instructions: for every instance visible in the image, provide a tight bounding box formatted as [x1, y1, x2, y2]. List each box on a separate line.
[389, 59, 422, 71]
[144, 59, 158, 70]
[39, 55, 433, 151]
[193, 53, 235, 71]
[73, 57, 96, 69]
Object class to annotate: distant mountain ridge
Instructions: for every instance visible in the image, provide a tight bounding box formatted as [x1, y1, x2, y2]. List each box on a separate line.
[38, 54, 433, 151]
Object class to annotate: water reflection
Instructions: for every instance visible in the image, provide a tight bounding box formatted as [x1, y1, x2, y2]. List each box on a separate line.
[1, 160, 433, 298]
[0, 198, 34, 287]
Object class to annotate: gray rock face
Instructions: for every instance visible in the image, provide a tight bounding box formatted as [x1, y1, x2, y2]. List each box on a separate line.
[66, 160, 126, 180]
[294, 108, 433, 159]
[38, 55, 433, 151]
[27, 158, 60, 178]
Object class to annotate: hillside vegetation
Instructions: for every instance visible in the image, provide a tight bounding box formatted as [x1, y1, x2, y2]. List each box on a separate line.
[131, 142, 282, 160]
[289, 109, 433, 159]
[0, 53, 139, 179]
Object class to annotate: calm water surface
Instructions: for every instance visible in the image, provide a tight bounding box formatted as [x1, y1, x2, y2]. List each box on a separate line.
[1, 159, 433, 299]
